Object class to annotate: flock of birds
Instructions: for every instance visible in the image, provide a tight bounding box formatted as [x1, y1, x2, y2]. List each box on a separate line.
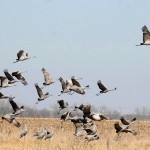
[0, 25, 149, 142]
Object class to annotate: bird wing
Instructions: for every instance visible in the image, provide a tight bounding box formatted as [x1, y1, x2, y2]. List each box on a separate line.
[35, 83, 44, 98]
[71, 78, 81, 87]
[97, 80, 107, 91]
[120, 117, 129, 125]
[12, 119, 21, 127]
[0, 92, 4, 97]
[3, 69, 14, 81]
[114, 122, 122, 133]
[59, 77, 66, 91]
[43, 71, 51, 84]
[142, 25, 149, 33]
[17, 50, 25, 59]
[0, 76, 8, 86]
[9, 98, 19, 112]
[12, 72, 27, 85]
[58, 100, 65, 107]
[143, 33, 150, 43]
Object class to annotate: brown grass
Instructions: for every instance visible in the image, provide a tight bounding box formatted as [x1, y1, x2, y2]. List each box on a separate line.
[0, 118, 150, 150]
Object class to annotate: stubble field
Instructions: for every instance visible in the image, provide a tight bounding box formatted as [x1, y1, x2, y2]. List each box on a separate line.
[0, 118, 150, 150]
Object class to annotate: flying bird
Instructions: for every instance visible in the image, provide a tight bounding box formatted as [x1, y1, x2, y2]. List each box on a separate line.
[114, 122, 137, 136]
[13, 50, 36, 63]
[41, 68, 57, 87]
[58, 77, 71, 96]
[1, 113, 21, 127]
[3, 69, 19, 84]
[57, 100, 69, 114]
[12, 71, 28, 85]
[96, 80, 117, 96]
[0, 76, 16, 88]
[120, 117, 136, 125]
[136, 25, 150, 46]
[0, 92, 15, 99]
[9, 97, 27, 116]
[34, 83, 53, 104]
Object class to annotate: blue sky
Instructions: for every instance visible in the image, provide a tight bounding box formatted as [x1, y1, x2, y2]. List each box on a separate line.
[0, 0, 150, 113]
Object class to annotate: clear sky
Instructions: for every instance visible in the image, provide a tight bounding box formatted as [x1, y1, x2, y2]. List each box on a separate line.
[0, 0, 150, 114]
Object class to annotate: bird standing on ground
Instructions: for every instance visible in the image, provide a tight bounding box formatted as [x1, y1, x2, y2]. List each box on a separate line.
[20, 122, 28, 138]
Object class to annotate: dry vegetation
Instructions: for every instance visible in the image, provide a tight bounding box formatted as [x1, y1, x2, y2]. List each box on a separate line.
[0, 118, 150, 150]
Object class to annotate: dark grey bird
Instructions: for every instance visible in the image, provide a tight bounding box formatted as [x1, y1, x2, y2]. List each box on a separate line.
[120, 117, 136, 125]
[12, 71, 28, 85]
[96, 80, 117, 96]
[20, 122, 28, 138]
[57, 100, 69, 114]
[34, 83, 53, 104]
[114, 122, 137, 136]
[9, 97, 27, 116]
[13, 50, 36, 63]
[3, 69, 19, 84]
[0, 76, 16, 88]
[136, 25, 150, 46]
[0, 92, 15, 100]
[58, 77, 71, 96]
[1, 113, 21, 127]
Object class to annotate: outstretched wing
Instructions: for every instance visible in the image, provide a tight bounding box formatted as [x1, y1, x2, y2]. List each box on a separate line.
[59, 77, 66, 91]
[42, 69, 51, 84]
[97, 80, 107, 91]
[12, 71, 27, 85]
[17, 50, 24, 59]
[114, 122, 122, 133]
[4, 69, 14, 81]
[71, 76, 81, 87]
[57, 100, 65, 107]
[120, 117, 129, 125]
[35, 83, 44, 98]
[9, 98, 19, 112]
[142, 26, 150, 44]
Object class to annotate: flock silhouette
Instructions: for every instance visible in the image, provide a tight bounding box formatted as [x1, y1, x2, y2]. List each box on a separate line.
[0, 25, 148, 142]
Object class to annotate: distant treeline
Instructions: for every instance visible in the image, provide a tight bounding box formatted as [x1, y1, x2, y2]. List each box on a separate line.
[0, 101, 150, 120]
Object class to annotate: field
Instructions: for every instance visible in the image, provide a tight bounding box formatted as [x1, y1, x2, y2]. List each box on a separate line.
[0, 118, 150, 150]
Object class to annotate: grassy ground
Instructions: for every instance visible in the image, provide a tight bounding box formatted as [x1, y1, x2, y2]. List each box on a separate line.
[0, 118, 150, 150]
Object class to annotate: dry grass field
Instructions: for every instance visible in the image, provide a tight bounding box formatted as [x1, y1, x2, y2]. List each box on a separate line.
[0, 118, 150, 150]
